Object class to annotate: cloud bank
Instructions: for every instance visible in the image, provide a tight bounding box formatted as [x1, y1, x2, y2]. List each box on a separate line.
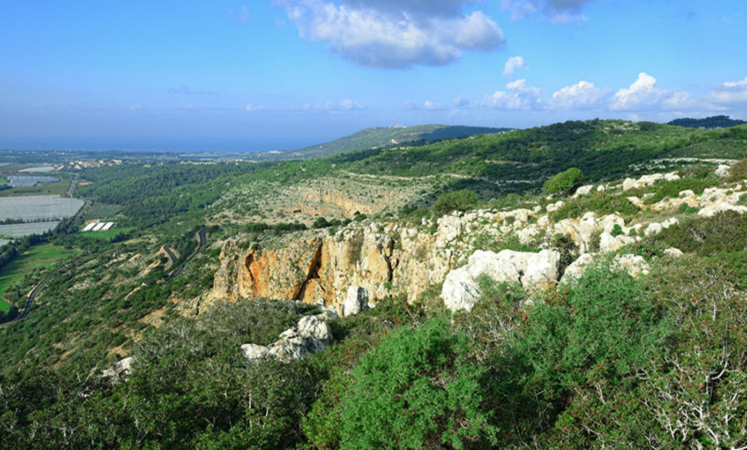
[279, 0, 504, 68]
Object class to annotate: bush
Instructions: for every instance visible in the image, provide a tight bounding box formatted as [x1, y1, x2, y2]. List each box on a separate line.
[431, 190, 478, 217]
[340, 319, 498, 449]
[550, 192, 639, 221]
[644, 177, 715, 204]
[678, 163, 712, 179]
[727, 158, 747, 183]
[658, 211, 747, 256]
[543, 167, 583, 196]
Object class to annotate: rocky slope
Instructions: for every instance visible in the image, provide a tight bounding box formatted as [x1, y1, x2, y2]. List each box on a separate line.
[208, 163, 747, 315]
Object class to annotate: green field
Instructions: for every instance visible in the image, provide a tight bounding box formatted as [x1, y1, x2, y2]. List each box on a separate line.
[0, 174, 71, 197]
[74, 227, 136, 241]
[0, 244, 77, 311]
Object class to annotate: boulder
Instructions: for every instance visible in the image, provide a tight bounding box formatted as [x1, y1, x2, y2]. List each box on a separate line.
[241, 344, 270, 361]
[102, 357, 135, 382]
[441, 250, 560, 312]
[664, 248, 684, 258]
[573, 185, 594, 197]
[560, 253, 596, 285]
[297, 315, 333, 345]
[679, 190, 695, 198]
[600, 233, 635, 253]
[546, 201, 564, 213]
[341, 286, 369, 317]
[614, 254, 650, 278]
[715, 164, 731, 178]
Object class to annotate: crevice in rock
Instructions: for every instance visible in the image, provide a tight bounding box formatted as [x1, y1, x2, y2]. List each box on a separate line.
[244, 251, 257, 284]
[293, 243, 324, 301]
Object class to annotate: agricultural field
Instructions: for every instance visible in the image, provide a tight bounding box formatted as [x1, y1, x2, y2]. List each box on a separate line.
[8, 175, 59, 187]
[19, 166, 55, 173]
[74, 226, 135, 241]
[82, 203, 122, 221]
[0, 222, 61, 239]
[0, 239, 8, 248]
[0, 195, 84, 221]
[0, 244, 77, 312]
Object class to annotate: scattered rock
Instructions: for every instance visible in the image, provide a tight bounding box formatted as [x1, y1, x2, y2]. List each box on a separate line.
[573, 185, 594, 197]
[715, 164, 731, 178]
[664, 248, 684, 258]
[614, 254, 650, 277]
[441, 249, 560, 312]
[679, 190, 695, 198]
[102, 357, 135, 382]
[560, 253, 596, 285]
[242, 315, 334, 363]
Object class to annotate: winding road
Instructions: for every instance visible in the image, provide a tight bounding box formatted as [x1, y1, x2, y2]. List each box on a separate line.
[167, 227, 209, 278]
[0, 275, 50, 328]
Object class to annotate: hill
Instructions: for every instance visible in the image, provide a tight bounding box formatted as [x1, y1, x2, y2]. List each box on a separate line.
[4, 119, 747, 448]
[668, 115, 746, 129]
[250, 124, 510, 161]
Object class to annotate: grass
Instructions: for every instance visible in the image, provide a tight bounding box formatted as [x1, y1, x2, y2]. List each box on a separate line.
[74, 227, 136, 241]
[0, 244, 78, 311]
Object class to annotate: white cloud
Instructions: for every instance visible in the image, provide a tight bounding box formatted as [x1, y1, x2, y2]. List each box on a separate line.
[551, 80, 607, 109]
[503, 56, 526, 77]
[338, 99, 365, 110]
[423, 100, 442, 110]
[279, 0, 504, 68]
[481, 79, 542, 110]
[245, 103, 265, 112]
[610, 72, 693, 111]
[295, 99, 365, 111]
[709, 77, 747, 105]
[127, 105, 143, 111]
[501, 0, 597, 23]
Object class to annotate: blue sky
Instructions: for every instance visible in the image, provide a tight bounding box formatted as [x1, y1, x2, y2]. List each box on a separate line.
[1, 0, 746, 152]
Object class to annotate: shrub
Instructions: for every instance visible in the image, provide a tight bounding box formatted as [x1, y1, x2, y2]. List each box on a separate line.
[611, 224, 624, 237]
[678, 202, 700, 214]
[543, 167, 583, 196]
[550, 192, 639, 221]
[678, 163, 712, 179]
[432, 190, 478, 217]
[644, 177, 715, 204]
[340, 319, 498, 449]
[727, 158, 747, 183]
[658, 211, 747, 256]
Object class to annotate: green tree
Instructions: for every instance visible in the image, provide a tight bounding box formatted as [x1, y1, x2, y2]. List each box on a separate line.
[431, 190, 478, 217]
[543, 167, 583, 196]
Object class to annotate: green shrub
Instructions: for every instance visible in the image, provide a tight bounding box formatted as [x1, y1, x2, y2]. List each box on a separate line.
[340, 319, 498, 449]
[727, 159, 747, 182]
[658, 211, 747, 256]
[677, 163, 712, 179]
[432, 190, 478, 217]
[611, 224, 624, 237]
[644, 178, 715, 204]
[550, 193, 640, 221]
[543, 168, 583, 196]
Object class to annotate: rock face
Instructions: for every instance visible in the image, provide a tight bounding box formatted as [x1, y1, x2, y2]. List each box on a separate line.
[242, 315, 333, 363]
[341, 286, 369, 317]
[559, 253, 650, 285]
[441, 250, 560, 312]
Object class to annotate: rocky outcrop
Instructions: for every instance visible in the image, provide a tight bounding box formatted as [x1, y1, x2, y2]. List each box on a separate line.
[560, 253, 650, 285]
[102, 357, 135, 382]
[441, 250, 560, 312]
[341, 286, 369, 317]
[241, 315, 333, 363]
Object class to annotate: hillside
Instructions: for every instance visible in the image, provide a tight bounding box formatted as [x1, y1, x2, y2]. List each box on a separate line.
[668, 115, 746, 129]
[3, 119, 747, 448]
[250, 124, 510, 161]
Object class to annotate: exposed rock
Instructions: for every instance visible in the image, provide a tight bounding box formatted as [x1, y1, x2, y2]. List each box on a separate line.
[241, 344, 270, 361]
[243, 315, 333, 363]
[699, 202, 747, 218]
[664, 248, 684, 258]
[102, 357, 135, 382]
[715, 164, 731, 178]
[573, 185, 594, 197]
[622, 173, 679, 191]
[644, 223, 662, 237]
[441, 249, 560, 312]
[560, 253, 595, 285]
[341, 286, 369, 317]
[546, 201, 564, 213]
[679, 190, 695, 198]
[614, 254, 650, 277]
[600, 233, 636, 253]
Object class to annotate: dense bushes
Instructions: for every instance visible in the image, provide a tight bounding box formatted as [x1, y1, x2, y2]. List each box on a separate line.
[431, 190, 478, 217]
[543, 167, 583, 195]
[550, 192, 640, 221]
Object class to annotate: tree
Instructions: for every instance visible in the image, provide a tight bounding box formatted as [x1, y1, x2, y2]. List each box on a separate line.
[543, 167, 583, 196]
[432, 190, 478, 217]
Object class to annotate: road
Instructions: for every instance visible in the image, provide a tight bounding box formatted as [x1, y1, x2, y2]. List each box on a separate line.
[167, 227, 209, 278]
[0, 275, 50, 328]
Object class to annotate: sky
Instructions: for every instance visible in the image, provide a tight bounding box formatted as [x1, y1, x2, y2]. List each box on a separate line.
[0, 0, 746, 152]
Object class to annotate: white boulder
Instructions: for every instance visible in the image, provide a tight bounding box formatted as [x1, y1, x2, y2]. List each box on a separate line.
[341, 286, 369, 317]
[441, 250, 560, 312]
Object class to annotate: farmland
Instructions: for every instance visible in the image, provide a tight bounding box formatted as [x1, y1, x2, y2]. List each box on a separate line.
[0, 244, 77, 312]
[0, 195, 84, 222]
[82, 203, 122, 221]
[0, 222, 61, 239]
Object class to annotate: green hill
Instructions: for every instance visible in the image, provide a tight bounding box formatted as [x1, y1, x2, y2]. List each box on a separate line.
[251, 124, 510, 161]
[668, 115, 746, 129]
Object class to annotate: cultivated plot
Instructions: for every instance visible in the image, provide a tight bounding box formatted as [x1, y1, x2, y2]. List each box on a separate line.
[0, 222, 61, 238]
[0, 196, 84, 221]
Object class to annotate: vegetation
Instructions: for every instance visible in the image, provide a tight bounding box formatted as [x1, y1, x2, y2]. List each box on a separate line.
[669, 115, 746, 129]
[543, 167, 583, 196]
